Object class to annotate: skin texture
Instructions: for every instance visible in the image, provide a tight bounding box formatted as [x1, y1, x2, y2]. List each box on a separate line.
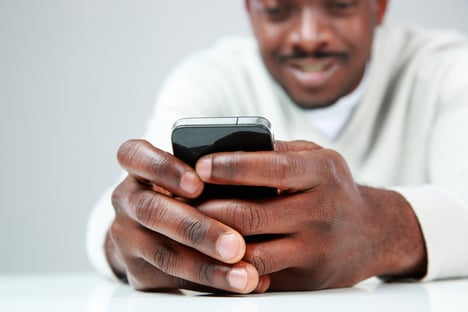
[106, 0, 428, 293]
[246, 0, 387, 108]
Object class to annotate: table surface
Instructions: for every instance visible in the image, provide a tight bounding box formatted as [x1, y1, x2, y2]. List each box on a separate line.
[1, 273, 468, 312]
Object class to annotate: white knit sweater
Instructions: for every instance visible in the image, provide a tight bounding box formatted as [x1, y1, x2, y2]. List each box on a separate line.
[87, 23, 468, 282]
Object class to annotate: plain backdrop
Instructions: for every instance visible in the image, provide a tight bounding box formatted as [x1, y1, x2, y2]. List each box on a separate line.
[1, 0, 468, 274]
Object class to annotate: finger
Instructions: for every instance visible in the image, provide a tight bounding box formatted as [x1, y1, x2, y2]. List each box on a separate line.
[197, 193, 329, 236]
[274, 140, 322, 152]
[124, 228, 260, 294]
[125, 257, 177, 291]
[254, 275, 271, 293]
[125, 259, 237, 294]
[244, 236, 300, 276]
[112, 177, 246, 264]
[117, 139, 203, 198]
[196, 148, 344, 192]
[110, 217, 196, 291]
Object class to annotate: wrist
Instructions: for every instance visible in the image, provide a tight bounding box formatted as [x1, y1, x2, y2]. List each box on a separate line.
[359, 186, 427, 280]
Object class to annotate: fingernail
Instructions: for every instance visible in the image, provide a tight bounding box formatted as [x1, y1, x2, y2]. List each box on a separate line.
[228, 268, 248, 291]
[216, 233, 241, 262]
[196, 158, 211, 181]
[180, 171, 200, 194]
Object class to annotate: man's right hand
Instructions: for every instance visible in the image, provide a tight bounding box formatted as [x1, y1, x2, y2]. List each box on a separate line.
[107, 139, 262, 293]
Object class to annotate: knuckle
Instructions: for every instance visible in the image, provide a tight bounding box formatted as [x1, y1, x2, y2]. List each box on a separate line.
[196, 263, 215, 285]
[319, 149, 347, 186]
[247, 205, 269, 233]
[272, 154, 301, 184]
[177, 216, 209, 245]
[245, 203, 267, 234]
[272, 154, 290, 180]
[111, 183, 127, 214]
[109, 220, 124, 244]
[147, 241, 180, 273]
[225, 201, 266, 234]
[145, 152, 170, 177]
[133, 192, 167, 228]
[117, 139, 144, 167]
[248, 252, 268, 275]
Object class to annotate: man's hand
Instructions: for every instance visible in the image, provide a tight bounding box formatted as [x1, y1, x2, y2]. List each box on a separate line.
[195, 140, 427, 291]
[107, 139, 264, 294]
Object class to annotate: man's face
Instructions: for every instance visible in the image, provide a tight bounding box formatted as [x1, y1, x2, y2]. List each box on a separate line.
[246, 0, 387, 108]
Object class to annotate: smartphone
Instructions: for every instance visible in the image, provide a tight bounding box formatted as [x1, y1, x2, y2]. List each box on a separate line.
[171, 116, 277, 200]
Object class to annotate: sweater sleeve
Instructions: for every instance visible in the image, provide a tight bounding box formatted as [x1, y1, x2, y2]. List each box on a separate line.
[392, 43, 468, 281]
[391, 186, 468, 280]
[85, 186, 117, 280]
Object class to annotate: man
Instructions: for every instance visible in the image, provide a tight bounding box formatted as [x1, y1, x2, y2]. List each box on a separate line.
[87, 0, 468, 294]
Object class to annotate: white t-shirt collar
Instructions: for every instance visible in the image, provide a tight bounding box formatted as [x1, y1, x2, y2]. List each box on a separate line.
[303, 66, 370, 141]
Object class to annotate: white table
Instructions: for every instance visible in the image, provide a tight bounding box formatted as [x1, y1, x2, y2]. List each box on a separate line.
[1, 273, 468, 311]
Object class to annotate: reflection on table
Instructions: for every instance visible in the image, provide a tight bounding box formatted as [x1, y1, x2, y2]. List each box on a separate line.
[1, 273, 468, 311]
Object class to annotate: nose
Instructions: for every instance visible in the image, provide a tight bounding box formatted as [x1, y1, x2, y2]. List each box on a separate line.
[288, 8, 331, 53]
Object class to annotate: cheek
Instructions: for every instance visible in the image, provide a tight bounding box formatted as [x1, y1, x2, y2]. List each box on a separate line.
[332, 20, 374, 73]
[257, 28, 286, 57]
[335, 19, 367, 47]
[251, 20, 288, 55]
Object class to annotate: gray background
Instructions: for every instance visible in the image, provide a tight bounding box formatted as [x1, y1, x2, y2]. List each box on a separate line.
[1, 0, 467, 274]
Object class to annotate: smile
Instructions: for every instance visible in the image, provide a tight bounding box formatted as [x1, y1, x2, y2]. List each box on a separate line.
[285, 58, 341, 88]
[295, 60, 330, 73]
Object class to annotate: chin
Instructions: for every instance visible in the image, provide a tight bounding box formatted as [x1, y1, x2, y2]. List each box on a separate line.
[274, 79, 344, 110]
[284, 89, 341, 110]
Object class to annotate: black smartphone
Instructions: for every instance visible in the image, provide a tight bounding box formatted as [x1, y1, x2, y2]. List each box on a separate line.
[171, 116, 277, 200]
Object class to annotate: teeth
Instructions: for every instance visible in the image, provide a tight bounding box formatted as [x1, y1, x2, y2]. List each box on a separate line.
[300, 63, 327, 73]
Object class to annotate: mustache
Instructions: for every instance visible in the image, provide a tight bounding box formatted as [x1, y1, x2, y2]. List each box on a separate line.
[278, 50, 349, 62]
